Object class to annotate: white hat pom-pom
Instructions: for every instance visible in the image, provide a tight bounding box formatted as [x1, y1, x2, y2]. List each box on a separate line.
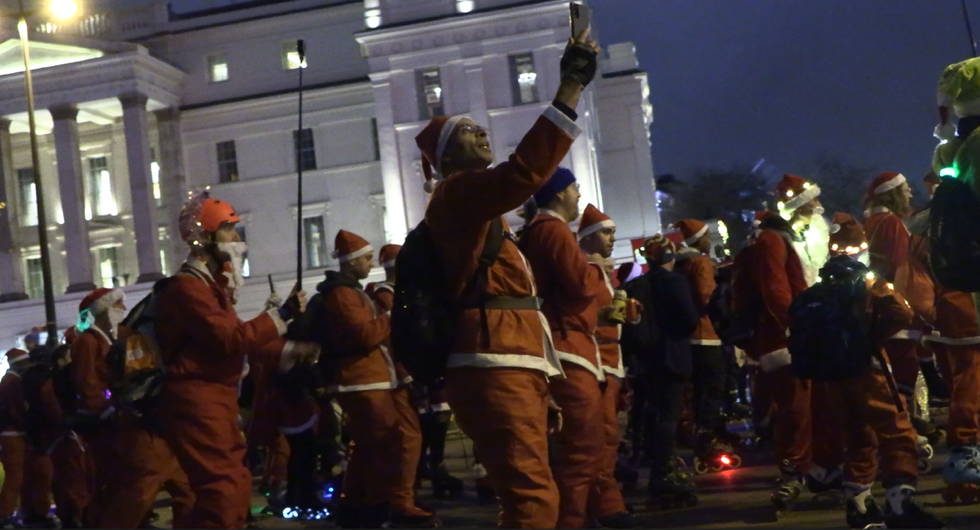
[423, 179, 437, 194]
[935, 122, 956, 142]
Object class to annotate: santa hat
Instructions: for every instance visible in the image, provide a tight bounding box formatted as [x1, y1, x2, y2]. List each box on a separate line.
[829, 212, 867, 255]
[936, 57, 980, 141]
[671, 219, 708, 246]
[415, 115, 465, 193]
[332, 230, 373, 263]
[533, 167, 577, 208]
[79, 288, 125, 316]
[865, 172, 906, 201]
[379, 244, 401, 269]
[5, 348, 29, 365]
[775, 174, 821, 216]
[752, 211, 772, 228]
[643, 234, 676, 265]
[577, 204, 615, 240]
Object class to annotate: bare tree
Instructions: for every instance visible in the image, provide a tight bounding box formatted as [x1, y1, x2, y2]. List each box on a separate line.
[803, 155, 878, 218]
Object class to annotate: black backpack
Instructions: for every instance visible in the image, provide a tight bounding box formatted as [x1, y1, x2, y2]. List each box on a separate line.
[391, 218, 504, 385]
[21, 363, 54, 449]
[929, 176, 980, 292]
[620, 272, 663, 361]
[287, 272, 361, 358]
[788, 256, 875, 381]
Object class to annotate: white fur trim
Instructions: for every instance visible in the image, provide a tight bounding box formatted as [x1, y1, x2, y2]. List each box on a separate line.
[382, 260, 396, 269]
[759, 348, 792, 373]
[690, 339, 723, 346]
[543, 105, 582, 139]
[446, 351, 557, 375]
[336, 244, 373, 264]
[267, 309, 288, 336]
[6, 352, 28, 364]
[684, 224, 709, 245]
[924, 334, 980, 346]
[578, 219, 615, 240]
[556, 350, 603, 381]
[279, 413, 318, 435]
[873, 174, 907, 196]
[888, 330, 921, 341]
[954, 96, 980, 118]
[434, 115, 464, 177]
[88, 288, 125, 316]
[781, 184, 821, 213]
[327, 381, 399, 393]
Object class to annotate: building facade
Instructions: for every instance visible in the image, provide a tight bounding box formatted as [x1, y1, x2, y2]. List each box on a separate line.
[0, 0, 658, 351]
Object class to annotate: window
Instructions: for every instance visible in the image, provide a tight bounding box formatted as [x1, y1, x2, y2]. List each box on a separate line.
[370, 118, 380, 161]
[304, 216, 328, 269]
[216, 141, 239, 183]
[158, 227, 169, 276]
[282, 41, 307, 70]
[235, 225, 250, 277]
[87, 156, 116, 218]
[364, 0, 381, 28]
[17, 168, 36, 226]
[208, 53, 228, 83]
[416, 68, 444, 120]
[510, 53, 539, 105]
[293, 128, 317, 171]
[26, 257, 42, 299]
[95, 246, 119, 288]
[456, 0, 475, 13]
[150, 148, 161, 207]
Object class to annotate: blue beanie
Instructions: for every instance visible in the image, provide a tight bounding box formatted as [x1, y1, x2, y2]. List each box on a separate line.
[532, 167, 576, 208]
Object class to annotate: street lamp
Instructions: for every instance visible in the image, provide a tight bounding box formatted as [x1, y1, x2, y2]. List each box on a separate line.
[17, 0, 78, 346]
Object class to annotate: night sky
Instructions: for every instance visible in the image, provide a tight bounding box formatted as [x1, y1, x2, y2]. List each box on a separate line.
[130, 0, 976, 183]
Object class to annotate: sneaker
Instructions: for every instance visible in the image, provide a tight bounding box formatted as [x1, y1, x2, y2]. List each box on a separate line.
[883, 488, 944, 529]
[389, 506, 439, 529]
[595, 511, 639, 528]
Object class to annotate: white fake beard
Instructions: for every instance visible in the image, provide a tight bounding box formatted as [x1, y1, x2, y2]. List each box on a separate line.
[793, 213, 831, 287]
[217, 241, 248, 303]
[107, 308, 125, 338]
[855, 250, 871, 267]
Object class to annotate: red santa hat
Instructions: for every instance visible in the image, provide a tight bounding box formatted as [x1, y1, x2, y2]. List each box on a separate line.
[415, 115, 465, 194]
[865, 172, 907, 201]
[5, 348, 29, 365]
[775, 174, 821, 216]
[671, 219, 709, 246]
[828, 212, 868, 255]
[379, 244, 401, 269]
[577, 204, 615, 240]
[79, 288, 125, 316]
[752, 211, 772, 228]
[643, 234, 676, 264]
[332, 230, 373, 264]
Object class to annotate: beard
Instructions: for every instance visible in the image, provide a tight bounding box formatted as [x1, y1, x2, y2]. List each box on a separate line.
[216, 242, 247, 303]
[793, 213, 831, 287]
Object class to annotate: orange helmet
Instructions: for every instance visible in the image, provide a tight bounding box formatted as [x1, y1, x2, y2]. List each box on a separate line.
[179, 190, 240, 246]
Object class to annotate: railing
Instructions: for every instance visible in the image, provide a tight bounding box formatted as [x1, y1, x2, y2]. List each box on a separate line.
[34, 2, 165, 38]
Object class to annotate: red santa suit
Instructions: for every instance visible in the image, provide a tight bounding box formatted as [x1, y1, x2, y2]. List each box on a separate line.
[321, 231, 422, 519]
[0, 350, 50, 521]
[926, 286, 980, 449]
[156, 259, 289, 528]
[420, 105, 579, 528]
[522, 189, 604, 528]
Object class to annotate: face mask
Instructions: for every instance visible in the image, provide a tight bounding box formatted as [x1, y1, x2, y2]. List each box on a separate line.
[108, 307, 125, 337]
[217, 241, 248, 303]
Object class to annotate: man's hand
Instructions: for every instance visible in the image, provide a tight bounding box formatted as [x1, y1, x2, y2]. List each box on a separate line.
[264, 292, 283, 311]
[279, 287, 308, 321]
[555, 28, 600, 110]
[547, 395, 563, 434]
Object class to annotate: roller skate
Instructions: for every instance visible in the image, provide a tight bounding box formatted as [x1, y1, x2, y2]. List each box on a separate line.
[806, 465, 844, 507]
[19, 515, 59, 529]
[911, 416, 945, 447]
[883, 485, 944, 528]
[431, 464, 464, 499]
[692, 438, 742, 475]
[0, 518, 22, 530]
[388, 506, 441, 528]
[844, 489, 884, 529]
[647, 471, 697, 511]
[473, 463, 495, 504]
[915, 435, 936, 474]
[770, 463, 804, 519]
[940, 446, 980, 504]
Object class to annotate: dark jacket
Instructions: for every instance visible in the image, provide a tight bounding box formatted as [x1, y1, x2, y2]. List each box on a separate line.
[622, 266, 699, 377]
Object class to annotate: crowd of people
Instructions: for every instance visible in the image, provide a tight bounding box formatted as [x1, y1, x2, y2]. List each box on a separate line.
[1, 29, 980, 530]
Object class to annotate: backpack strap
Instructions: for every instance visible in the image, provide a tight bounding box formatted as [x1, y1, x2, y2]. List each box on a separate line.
[458, 218, 505, 349]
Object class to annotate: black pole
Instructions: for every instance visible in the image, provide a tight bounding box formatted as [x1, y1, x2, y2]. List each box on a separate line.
[963, 0, 978, 57]
[296, 39, 305, 291]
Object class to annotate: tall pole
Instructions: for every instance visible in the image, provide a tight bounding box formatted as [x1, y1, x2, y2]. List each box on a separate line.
[18, 4, 58, 347]
[963, 0, 978, 57]
[295, 39, 305, 291]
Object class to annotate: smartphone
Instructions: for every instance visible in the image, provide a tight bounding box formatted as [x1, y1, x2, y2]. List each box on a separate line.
[570, 2, 591, 39]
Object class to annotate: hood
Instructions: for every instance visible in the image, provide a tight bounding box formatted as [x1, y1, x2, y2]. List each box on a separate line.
[906, 209, 930, 237]
[317, 270, 362, 294]
[675, 246, 701, 262]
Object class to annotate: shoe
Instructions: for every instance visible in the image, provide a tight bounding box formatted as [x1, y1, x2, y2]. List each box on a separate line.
[0, 518, 22, 530]
[883, 490, 944, 528]
[806, 466, 844, 494]
[19, 515, 59, 529]
[771, 464, 804, 513]
[595, 511, 639, 528]
[845, 496, 884, 529]
[389, 506, 439, 528]
[431, 464, 464, 499]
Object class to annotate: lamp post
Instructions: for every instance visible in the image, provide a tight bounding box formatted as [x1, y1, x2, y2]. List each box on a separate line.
[16, 0, 77, 346]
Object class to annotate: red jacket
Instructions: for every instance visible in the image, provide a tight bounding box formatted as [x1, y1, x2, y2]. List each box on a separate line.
[929, 288, 980, 344]
[593, 264, 625, 378]
[675, 249, 720, 346]
[69, 327, 114, 419]
[864, 208, 909, 283]
[366, 281, 395, 313]
[0, 371, 25, 435]
[522, 211, 602, 379]
[749, 229, 808, 372]
[867, 281, 916, 371]
[425, 106, 579, 376]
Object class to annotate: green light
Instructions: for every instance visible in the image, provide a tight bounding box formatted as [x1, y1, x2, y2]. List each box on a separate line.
[939, 166, 958, 178]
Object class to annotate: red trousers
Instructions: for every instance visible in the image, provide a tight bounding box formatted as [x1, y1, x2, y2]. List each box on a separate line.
[827, 363, 918, 487]
[765, 366, 812, 471]
[49, 435, 92, 524]
[335, 386, 421, 512]
[884, 339, 920, 406]
[0, 435, 51, 519]
[550, 365, 605, 528]
[810, 381, 846, 472]
[935, 344, 980, 447]
[82, 425, 118, 526]
[447, 367, 559, 529]
[161, 381, 251, 529]
[263, 433, 290, 489]
[587, 375, 627, 519]
[98, 420, 194, 528]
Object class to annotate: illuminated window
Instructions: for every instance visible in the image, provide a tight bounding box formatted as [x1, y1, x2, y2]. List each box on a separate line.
[87, 156, 117, 218]
[364, 0, 381, 28]
[208, 53, 228, 82]
[216, 141, 239, 183]
[95, 246, 119, 288]
[282, 41, 307, 70]
[17, 168, 36, 226]
[150, 148, 161, 207]
[509, 53, 539, 105]
[304, 216, 328, 269]
[25, 257, 42, 299]
[456, 0, 475, 13]
[416, 68, 444, 119]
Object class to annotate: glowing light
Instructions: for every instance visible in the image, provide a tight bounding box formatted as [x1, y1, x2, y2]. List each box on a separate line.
[720, 455, 731, 465]
[831, 243, 839, 251]
[786, 190, 794, 198]
[803, 182, 811, 189]
[939, 166, 958, 178]
[860, 242, 868, 250]
[50, 0, 77, 19]
[777, 201, 785, 210]
[866, 272, 875, 281]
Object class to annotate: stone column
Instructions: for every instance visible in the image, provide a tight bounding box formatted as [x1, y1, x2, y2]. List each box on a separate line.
[0, 118, 27, 302]
[51, 105, 96, 293]
[154, 107, 186, 274]
[119, 92, 163, 283]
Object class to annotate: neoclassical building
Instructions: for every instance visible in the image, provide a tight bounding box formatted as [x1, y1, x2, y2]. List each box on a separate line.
[0, 0, 658, 351]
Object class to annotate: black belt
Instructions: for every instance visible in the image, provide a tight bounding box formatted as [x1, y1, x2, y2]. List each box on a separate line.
[481, 296, 543, 311]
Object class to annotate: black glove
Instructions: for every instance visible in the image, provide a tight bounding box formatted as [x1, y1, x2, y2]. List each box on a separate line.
[278, 292, 303, 322]
[560, 41, 598, 88]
